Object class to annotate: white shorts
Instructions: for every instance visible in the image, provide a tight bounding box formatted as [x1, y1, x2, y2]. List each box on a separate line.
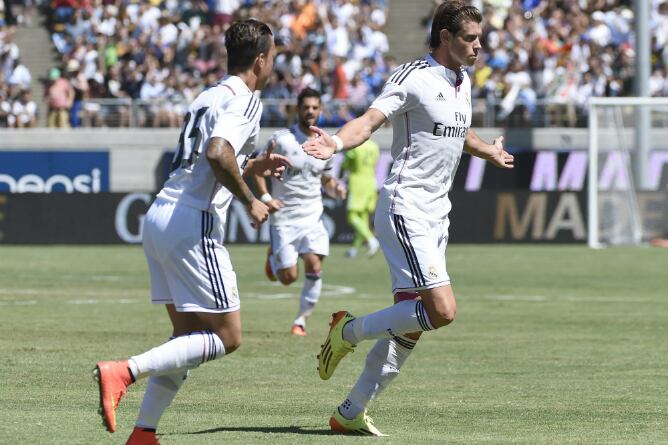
[374, 210, 450, 293]
[269, 219, 330, 270]
[142, 198, 240, 313]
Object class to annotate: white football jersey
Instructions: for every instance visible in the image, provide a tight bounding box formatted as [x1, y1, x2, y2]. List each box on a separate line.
[158, 75, 262, 215]
[371, 54, 472, 221]
[261, 124, 333, 226]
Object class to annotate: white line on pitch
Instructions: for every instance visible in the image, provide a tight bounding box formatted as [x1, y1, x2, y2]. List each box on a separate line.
[0, 300, 37, 306]
[67, 299, 138, 305]
[485, 295, 646, 303]
[248, 283, 356, 300]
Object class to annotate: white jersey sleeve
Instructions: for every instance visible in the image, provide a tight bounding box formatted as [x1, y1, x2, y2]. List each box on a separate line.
[369, 80, 421, 120]
[211, 94, 262, 155]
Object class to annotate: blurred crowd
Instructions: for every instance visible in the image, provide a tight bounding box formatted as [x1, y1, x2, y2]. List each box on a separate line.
[43, 0, 391, 128]
[453, 0, 668, 126]
[0, 2, 38, 128]
[4, 0, 667, 128]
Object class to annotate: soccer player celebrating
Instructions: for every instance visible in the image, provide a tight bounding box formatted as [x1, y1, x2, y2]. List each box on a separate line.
[303, 1, 514, 436]
[254, 87, 346, 337]
[339, 138, 380, 259]
[93, 20, 290, 444]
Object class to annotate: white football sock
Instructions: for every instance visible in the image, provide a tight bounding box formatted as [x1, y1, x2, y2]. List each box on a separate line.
[342, 300, 434, 345]
[294, 272, 321, 326]
[135, 369, 189, 430]
[129, 330, 225, 379]
[339, 335, 416, 420]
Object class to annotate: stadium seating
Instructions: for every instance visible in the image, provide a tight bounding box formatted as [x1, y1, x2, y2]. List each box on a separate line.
[9, 0, 668, 128]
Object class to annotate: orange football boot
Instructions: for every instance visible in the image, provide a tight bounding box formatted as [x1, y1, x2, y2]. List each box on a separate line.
[125, 427, 160, 445]
[265, 248, 277, 282]
[93, 360, 134, 433]
[291, 324, 307, 336]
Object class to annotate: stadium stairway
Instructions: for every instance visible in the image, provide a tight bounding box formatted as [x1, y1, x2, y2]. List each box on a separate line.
[14, 12, 59, 127]
[386, 0, 435, 64]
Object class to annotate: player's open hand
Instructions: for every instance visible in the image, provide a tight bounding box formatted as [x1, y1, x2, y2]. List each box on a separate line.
[487, 136, 514, 169]
[302, 126, 337, 160]
[253, 140, 292, 179]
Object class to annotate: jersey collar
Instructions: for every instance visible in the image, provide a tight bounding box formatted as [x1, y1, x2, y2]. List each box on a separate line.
[290, 124, 309, 144]
[425, 53, 464, 87]
[220, 75, 253, 94]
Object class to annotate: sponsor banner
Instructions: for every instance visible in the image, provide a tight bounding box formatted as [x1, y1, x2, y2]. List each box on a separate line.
[450, 190, 668, 242]
[159, 150, 668, 194]
[0, 194, 350, 245]
[1, 191, 666, 244]
[453, 150, 668, 192]
[0, 151, 109, 193]
[0, 193, 149, 244]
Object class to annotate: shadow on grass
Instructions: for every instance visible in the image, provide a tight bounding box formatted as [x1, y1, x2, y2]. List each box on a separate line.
[180, 425, 337, 436]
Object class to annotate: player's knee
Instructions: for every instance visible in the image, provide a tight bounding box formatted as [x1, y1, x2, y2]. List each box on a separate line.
[425, 303, 456, 329]
[404, 331, 422, 341]
[278, 269, 297, 285]
[218, 331, 242, 354]
[223, 337, 241, 354]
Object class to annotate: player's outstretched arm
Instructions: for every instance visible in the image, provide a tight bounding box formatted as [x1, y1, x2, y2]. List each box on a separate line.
[243, 139, 292, 180]
[206, 137, 269, 226]
[303, 108, 386, 160]
[464, 129, 514, 169]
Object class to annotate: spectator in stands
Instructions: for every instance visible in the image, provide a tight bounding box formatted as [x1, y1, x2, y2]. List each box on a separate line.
[212, 0, 240, 29]
[347, 72, 370, 115]
[45, 67, 73, 128]
[261, 70, 292, 126]
[331, 55, 348, 99]
[0, 26, 20, 78]
[66, 58, 88, 127]
[0, 84, 10, 127]
[105, 65, 129, 127]
[7, 57, 31, 90]
[497, 59, 536, 122]
[139, 71, 165, 127]
[83, 72, 107, 127]
[10, 88, 36, 128]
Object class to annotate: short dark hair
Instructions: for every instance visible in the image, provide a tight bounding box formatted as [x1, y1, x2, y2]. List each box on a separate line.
[297, 87, 321, 107]
[225, 19, 274, 73]
[429, 1, 482, 49]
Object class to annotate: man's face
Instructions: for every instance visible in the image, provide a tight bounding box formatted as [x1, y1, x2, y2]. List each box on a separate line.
[297, 96, 321, 129]
[448, 20, 482, 67]
[256, 39, 276, 90]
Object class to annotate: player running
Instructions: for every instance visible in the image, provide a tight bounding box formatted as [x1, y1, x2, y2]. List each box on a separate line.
[254, 87, 346, 337]
[339, 139, 380, 258]
[92, 20, 290, 444]
[303, 1, 514, 436]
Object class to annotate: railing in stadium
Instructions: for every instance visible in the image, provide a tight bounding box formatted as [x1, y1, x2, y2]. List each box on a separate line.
[77, 97, 668, 129]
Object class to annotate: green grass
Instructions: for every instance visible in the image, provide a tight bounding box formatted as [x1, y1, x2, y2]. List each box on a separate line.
[0, 245, 666, 444]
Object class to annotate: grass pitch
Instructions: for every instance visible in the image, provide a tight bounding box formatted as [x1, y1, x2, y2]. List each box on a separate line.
[0, 244, 666, 444]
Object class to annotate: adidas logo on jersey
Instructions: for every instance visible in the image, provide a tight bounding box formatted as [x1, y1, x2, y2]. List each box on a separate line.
[435, 92, 446, 101]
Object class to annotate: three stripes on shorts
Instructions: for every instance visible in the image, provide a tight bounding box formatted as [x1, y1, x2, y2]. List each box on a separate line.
[201, 211, 229, 309]
[392, 214, 426, 288]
